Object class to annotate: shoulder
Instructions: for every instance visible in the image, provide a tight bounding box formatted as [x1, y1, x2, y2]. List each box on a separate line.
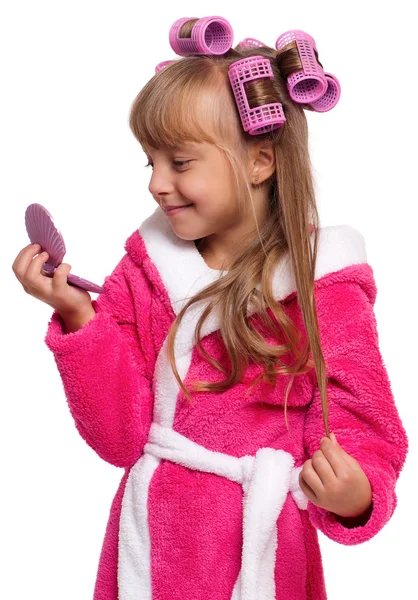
[99, 228, 153, 311]
[121, 224, 174, 317]
[313, 224, 376, 304]
[313, 224, 367, 275]
[124, 227, 149, 268]
[277, 224, 377, 306]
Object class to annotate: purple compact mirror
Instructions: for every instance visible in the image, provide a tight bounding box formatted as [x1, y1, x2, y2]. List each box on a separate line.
[25, 203, 104, 294]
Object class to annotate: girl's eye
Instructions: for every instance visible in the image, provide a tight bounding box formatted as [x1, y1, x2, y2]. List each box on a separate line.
[173, 160, 191, 168]
[144, 160, 191, 169]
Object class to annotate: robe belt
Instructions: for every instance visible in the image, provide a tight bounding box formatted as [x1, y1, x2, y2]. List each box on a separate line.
[143, 422, 308, 600]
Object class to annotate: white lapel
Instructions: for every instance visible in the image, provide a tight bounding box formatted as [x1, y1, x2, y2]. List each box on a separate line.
[138, 206, 367, 345]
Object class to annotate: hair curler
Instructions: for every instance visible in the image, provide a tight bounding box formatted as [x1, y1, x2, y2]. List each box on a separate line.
[169, 16, 234, 56]
[307, 71, 341, 112]
[155, 60, 175, 73]
[237, 38, 267, 49]
[228, 55, 286, 135]
[275, 30, 328, 103]
[275, 30, 340, 111]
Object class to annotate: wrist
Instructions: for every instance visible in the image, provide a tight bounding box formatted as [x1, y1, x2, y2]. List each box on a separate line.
[334, 501, 373, 528]
[59, 304, 96, 333]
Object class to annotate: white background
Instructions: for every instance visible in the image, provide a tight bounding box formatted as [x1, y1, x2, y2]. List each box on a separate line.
[1, 1, 416, 598]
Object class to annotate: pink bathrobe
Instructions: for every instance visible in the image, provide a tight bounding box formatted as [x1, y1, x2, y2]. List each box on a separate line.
[44, 207, 408, 600]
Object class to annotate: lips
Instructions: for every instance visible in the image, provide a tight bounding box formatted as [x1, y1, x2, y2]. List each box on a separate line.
[165, 204, 193, 212]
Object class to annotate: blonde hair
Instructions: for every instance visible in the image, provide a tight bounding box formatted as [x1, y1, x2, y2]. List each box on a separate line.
[128, 39, 330, 436]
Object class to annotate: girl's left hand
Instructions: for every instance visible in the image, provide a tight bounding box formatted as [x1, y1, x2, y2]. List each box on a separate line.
[299, 432, 373, 519]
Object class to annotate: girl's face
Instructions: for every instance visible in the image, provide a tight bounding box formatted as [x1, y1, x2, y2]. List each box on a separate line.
[146, 142, 242, 242]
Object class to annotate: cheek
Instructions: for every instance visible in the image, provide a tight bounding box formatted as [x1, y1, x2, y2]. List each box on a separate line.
[174, 174, 198, 198]
[195, 174, 234, 201]
[179, 167, 236, 211]
[185, 176, 216, 199]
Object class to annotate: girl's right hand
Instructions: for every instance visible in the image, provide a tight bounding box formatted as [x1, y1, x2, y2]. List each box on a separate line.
[12, 243, 94, 317]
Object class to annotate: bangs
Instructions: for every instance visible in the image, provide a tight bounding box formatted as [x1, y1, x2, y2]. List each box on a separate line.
[129, 56, 242, 152]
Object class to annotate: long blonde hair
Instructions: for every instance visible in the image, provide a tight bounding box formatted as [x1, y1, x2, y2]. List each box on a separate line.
[128, 38, 330, 436]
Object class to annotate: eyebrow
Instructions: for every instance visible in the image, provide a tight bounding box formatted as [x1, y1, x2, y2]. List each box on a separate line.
[172, 143, 199, 150]
[144, 143, 201, 156]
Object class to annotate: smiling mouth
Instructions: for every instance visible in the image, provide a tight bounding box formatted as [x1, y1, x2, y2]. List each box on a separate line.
[166, 204, 193, 214]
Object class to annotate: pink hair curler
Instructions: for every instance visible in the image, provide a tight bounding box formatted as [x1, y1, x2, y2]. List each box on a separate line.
[307, 71, 341, 112]
[25, 203, 104, 294]
[169, 16, 234, 56]
[228, 55, 286, 135]
[275, 30, 328, 104]
[237, 38, 267, 49]
[155, 60, 175, 73]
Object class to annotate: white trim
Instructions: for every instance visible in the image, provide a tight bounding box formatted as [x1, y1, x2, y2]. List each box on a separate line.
[117, 453, 159, 600]
[138, 206, 367, 341]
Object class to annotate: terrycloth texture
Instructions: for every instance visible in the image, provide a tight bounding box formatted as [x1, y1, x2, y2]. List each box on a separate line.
[44, 207, 408, 600]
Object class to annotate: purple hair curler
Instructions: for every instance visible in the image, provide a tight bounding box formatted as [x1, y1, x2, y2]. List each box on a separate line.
[169, 16, 234, 56]
[228, 55, 286, 135]
[25, 203, 104, 294]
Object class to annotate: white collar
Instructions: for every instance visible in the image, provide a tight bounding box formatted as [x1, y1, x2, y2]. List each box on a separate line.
[138, 207, 367, 340]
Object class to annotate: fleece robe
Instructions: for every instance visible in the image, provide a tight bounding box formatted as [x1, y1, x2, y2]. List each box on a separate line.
[44, 207, 409, 600]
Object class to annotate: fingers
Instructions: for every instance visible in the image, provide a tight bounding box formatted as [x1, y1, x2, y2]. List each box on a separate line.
[12, 244, 54, 300]
[26, 249, 51, 279]
[311, 449, 336, 485]
[12, 243, 42, 279]
[51, 263, 72, 294]
[318, 435, 349, 479]
[300, 458, 324, 498]
[12, 244, 88, 315]
[299, 470, 318, 502]
[300, 442, 337, 498]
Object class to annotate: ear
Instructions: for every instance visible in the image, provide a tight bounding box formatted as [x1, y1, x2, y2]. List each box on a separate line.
[249, 142, 275, 184]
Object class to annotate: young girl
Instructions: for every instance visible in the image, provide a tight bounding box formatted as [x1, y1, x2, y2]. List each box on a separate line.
[12, 17, 409, 600]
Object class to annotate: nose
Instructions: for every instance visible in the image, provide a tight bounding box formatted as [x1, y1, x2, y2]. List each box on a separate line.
[148, 165, 175, 200]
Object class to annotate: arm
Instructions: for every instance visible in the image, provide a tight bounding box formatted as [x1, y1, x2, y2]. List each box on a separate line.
[303, 277, 409, 544]
[44, 254, 154, 468]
